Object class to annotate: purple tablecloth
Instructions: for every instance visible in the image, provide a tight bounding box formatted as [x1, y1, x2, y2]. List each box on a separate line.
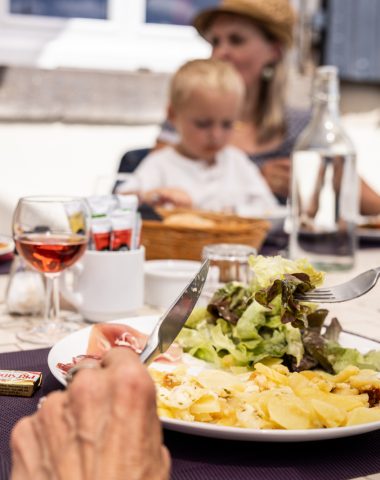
[0, 256, 12, 276]
[1, 348, 380, 480]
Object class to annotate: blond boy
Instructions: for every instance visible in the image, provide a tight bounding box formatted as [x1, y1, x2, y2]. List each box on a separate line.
[118, 59, 277, 211]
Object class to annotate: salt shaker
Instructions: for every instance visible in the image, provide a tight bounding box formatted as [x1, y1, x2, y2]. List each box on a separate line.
[5, 255, 45, 315]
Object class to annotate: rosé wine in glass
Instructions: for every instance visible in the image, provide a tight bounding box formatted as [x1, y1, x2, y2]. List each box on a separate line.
[13, 196, 90, 345]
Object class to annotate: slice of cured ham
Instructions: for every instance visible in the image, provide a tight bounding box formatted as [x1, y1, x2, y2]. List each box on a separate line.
[87, 323, 148, 356]
[87, 323, 182, 362]
[57, 323, 183, 375]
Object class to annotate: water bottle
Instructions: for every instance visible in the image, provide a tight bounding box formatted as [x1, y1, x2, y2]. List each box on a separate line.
[289, 66, 358, 271]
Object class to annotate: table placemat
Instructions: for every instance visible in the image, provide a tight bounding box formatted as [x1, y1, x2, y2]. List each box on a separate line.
[0, 257, 12, 276]
[1, 348, 380, 480]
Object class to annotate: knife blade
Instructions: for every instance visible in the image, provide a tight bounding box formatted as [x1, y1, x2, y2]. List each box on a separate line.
[140, 258, 209, 365]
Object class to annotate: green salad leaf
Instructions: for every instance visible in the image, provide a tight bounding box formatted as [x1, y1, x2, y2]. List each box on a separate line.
[176, 255, 380, 374]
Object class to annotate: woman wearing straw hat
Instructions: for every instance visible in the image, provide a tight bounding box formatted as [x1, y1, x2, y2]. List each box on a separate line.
[158, 0, 380, 213]
[158, 0, 303, 204]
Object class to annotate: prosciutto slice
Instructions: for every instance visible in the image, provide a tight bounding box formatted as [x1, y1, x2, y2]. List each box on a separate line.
[87, 323, 183, 362]
[87, 323, 148, 356]
[57, 323, 183, 375]
[56, 354, 102, 375]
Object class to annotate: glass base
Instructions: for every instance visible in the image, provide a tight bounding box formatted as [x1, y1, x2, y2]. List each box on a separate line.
[17, 311, 83, 346]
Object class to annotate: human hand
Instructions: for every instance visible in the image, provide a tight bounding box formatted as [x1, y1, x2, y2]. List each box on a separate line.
[11, 349, 170, 480]
[142, 188, 192, 208]
[260, 158, 291, 198]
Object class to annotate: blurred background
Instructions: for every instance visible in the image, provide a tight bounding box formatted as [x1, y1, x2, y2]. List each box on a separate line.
[0, 0, 379, 235]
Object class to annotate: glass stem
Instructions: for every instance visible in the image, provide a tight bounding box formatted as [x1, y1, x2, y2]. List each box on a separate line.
[44, 274, 60, 323]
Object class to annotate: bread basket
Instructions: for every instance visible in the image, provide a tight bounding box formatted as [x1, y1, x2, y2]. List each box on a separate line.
[141, 208, 270, 261]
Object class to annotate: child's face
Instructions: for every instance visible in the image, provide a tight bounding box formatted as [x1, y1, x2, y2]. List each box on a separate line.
[170, 87, 241, 162]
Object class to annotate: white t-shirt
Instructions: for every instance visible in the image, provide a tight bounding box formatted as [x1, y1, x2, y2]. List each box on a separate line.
[117, 145, 278, 212]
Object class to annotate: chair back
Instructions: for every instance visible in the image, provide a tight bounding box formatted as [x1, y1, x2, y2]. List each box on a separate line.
[118, 148, 150, 173]
[112, 147, 150, 193]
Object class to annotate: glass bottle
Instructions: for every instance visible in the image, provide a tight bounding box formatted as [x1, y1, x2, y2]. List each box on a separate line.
[288, 66, 358, 271]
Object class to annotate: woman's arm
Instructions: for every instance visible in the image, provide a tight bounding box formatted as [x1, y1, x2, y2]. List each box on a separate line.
[259, 157, 291, 199]
[360, 179, 380, 216]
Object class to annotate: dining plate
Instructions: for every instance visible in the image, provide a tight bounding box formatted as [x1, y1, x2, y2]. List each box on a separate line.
[48, 315, 380, 442]
[358, 227, 380, 243]
[0, 235, 14, 257]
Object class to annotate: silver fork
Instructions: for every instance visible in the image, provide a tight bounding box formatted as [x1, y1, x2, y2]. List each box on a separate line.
[295, 267, 380, 303]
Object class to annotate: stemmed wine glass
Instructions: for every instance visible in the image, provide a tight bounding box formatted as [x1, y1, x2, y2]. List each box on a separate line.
[13, 196, 90, 345]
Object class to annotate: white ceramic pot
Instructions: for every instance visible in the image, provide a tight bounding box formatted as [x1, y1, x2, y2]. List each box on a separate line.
[61, 247, 145, 322]
[144, 260, 201, 309]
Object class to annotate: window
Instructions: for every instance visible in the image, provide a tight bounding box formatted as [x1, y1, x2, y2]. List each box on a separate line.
[10, 0, 107, 19]
[1, 0, 211, 72]
[145, 0, 218, 26]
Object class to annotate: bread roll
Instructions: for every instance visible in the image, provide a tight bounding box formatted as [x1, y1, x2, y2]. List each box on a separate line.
[163, 213, 215, 228]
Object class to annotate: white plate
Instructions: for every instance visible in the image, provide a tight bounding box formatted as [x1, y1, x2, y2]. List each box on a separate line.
[0, 235, 14, 256]
[48, 316, 380, 442]
[358, 228, 380, 241]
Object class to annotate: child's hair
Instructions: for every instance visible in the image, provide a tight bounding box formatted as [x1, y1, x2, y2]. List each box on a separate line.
[169, 58, 245, 110]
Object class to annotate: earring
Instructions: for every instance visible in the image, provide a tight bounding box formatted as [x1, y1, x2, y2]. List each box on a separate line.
[261, 65, 274, 81]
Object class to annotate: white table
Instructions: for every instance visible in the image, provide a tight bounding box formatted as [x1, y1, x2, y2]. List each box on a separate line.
[1, 251, 380, 480]
[1, 249, 380, 352]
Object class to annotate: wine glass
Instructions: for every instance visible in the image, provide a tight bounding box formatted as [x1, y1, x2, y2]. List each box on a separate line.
[12, 196, 90, 345]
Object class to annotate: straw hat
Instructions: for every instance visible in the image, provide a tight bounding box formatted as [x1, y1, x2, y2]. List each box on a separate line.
[193, 0, 296, 47]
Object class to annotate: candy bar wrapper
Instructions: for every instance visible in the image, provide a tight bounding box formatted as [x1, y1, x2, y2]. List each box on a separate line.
[0, 370, 42, 397]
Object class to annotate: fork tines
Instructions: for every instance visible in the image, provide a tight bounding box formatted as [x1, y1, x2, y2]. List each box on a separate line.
[296, 290, 336, 301]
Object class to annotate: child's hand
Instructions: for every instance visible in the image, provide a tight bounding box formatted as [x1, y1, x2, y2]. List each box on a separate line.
[142, 188, 192, 208]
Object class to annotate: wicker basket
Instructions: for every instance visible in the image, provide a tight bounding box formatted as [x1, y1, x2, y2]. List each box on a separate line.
[141, 209, 270, 261]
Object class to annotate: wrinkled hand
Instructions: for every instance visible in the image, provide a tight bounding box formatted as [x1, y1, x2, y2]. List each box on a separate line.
[142, 188, 192, 208]
[11, 349, 171, 480]
[260, 158, 291, 199]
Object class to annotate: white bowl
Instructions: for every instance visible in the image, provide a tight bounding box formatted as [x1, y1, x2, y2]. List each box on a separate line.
[144, 260, 201, 309]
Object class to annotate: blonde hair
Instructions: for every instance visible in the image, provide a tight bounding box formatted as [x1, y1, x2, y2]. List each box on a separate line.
[169, 59, 245, 110]
[255, 58, 287, 143]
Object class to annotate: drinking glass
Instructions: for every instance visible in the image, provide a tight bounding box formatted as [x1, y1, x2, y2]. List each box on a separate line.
[201, 244, 257, 301]
[13, 196, 90, 344]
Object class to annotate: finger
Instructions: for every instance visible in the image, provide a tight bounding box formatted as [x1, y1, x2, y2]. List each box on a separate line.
[66, 358, 100, 384]
[101, 349, 165, 474]
[35, 391, 84, 479]
[101, 344, 140, 368]
[97, 359, 164, 477]
[10, 416, 48, 480]
[67, 365, 110, 479]
[160, 445, 172, 480]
